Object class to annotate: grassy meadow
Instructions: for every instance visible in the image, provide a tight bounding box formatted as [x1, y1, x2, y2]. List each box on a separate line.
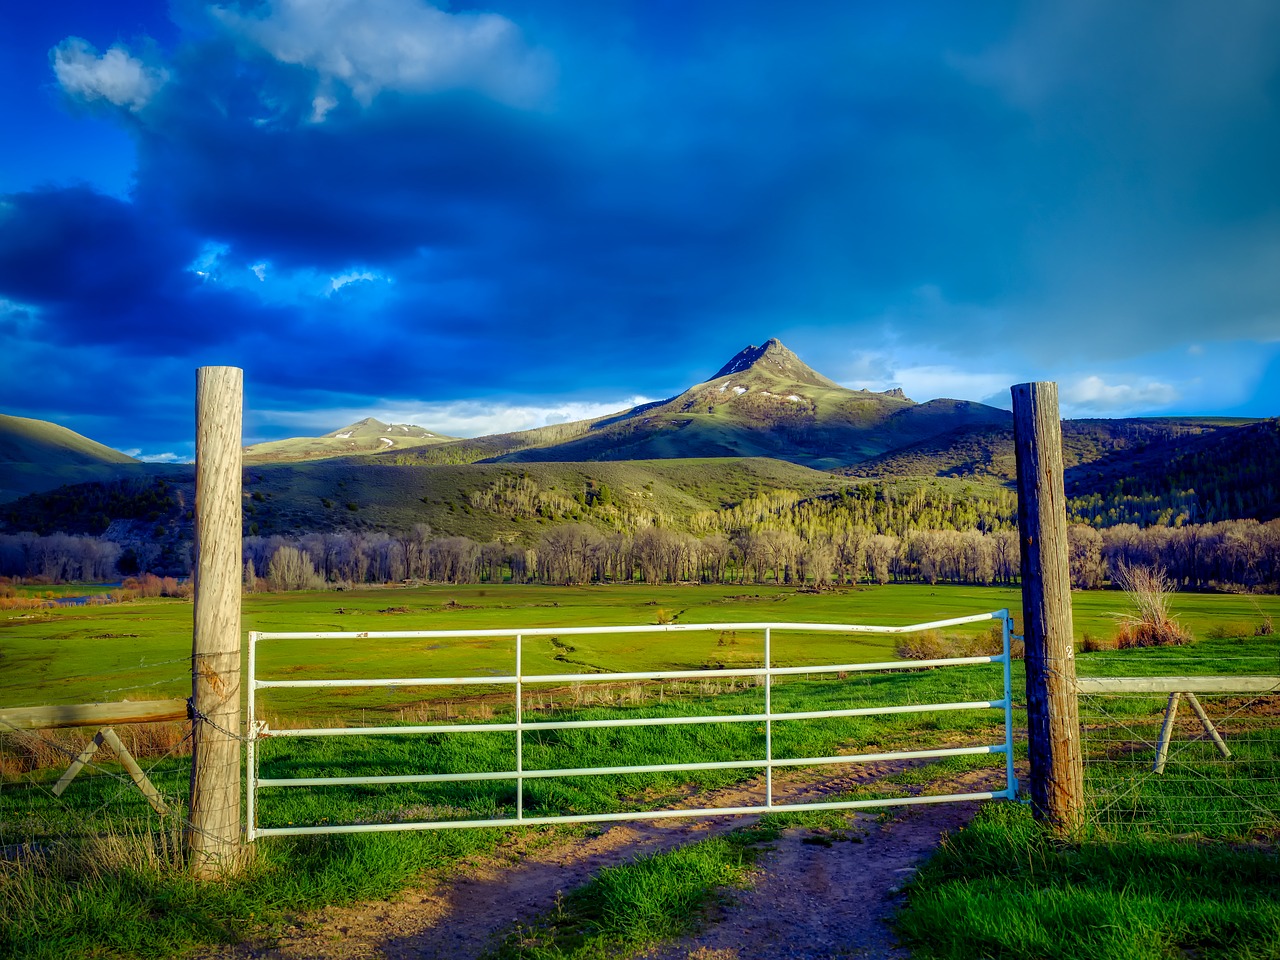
[5, 580, 1279, 711]
[2, 582, 1278, 959]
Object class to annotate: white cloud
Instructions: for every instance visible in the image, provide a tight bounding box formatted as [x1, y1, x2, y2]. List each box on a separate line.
[893, 366, 1016, 404]
[1062, 376, 1179, 414]
[187, 242, 230, 279]
[0, 298, 40, 334]
[310, 93, 338, 123]
[838, 351, 896, 391]
[120, 449, 190, 463]
[253, 395, 654, 440]
[186, 246, 392, 302]
[211, 0, 554, 111]
[838, 351, 1015, 405]
[328, 270, 386, 294]
[52, 38, 168, 111]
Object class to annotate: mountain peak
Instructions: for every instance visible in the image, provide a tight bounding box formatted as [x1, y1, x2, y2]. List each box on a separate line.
[321, 419, 442, 440]
[323, 418, 387, 438]
[710, 338, 840, 388]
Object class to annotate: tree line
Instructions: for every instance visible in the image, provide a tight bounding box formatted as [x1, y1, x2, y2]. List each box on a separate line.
[236, 516, 1278, 592]
[3, 496, 1277, 594]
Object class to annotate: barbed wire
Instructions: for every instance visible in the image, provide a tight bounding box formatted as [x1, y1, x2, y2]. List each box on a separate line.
[96, 673, 191, 699]
[187, 703, 254, 743]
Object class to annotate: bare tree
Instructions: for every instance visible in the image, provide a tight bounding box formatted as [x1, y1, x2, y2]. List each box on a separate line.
[866, 534, 897, 585]
[1067, 524, 1104, 589]
[267, 545, 324, 591]
[800, 538, 836, 587]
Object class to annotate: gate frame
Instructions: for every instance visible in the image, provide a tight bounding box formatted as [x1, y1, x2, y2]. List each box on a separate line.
[245, 610, 1019, 840]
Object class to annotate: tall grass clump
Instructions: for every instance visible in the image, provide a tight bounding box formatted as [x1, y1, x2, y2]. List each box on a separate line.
[1079, 631, 1114, 652]
[1111, 562, 1191, 648]
[1255, 602, 1274, 636]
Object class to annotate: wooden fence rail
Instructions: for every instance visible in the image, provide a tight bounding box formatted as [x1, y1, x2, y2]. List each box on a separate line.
[0, 699, 188, 731]
[1076, 677, 1280, 694]
[1077, 675, 1279, 775]
[0, 698, 189, 817]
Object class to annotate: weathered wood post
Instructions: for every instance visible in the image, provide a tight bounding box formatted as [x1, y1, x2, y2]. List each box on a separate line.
[1011, 381, 1085, 832]
[189, 366, 243, 876]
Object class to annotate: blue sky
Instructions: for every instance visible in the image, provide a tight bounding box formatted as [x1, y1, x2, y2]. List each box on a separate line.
[2, 0, 1278, 461]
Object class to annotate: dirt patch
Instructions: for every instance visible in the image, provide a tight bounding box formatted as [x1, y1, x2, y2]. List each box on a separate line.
[212, 761, 1008, 960]
[642, 802, 981, 960]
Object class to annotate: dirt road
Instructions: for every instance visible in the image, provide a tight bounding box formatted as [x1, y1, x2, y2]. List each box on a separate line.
[213, 765, 999, 960]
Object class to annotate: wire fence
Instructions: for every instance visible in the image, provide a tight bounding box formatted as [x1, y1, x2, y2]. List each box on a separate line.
[1076, 647, 1280, 842]
[0, 668, 195, 857]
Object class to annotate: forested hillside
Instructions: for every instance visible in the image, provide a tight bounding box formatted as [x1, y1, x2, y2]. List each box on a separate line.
[4, 461, 1277, 593]
[1065, 417, 1280, 524]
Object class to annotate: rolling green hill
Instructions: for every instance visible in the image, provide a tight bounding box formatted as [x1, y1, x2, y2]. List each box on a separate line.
[239, 456, 854, 541]
[0, 414, 148, 503]
[1, 457, 855, 545]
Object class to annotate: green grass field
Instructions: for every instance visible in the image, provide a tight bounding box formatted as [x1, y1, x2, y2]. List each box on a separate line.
[4, 581, 1278, 711]
[2, 583, 1278, 959]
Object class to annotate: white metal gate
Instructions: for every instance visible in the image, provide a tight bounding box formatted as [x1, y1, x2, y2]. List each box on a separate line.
[246, 610, 1018, 839]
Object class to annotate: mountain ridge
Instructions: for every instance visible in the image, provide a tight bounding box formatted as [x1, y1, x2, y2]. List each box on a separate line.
[244, 417, 457, 464]
[462, 339, 994, 467]
[2, 340, 1272, 510]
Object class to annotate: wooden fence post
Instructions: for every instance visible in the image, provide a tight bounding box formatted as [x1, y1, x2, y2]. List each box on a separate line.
[189, 366, 244, 876]
[1011, 381, 1085, 832]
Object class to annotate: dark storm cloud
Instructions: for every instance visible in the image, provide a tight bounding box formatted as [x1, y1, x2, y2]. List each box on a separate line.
[136, 85, 577, 269]
[2, 0, 1279, 456]
[0, 186, 266, 351]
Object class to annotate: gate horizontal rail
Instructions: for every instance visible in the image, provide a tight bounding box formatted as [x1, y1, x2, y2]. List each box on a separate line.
[247, 610, 1018, 839]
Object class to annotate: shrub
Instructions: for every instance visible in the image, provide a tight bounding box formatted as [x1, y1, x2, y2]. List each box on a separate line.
[896, 627, 1022, 662]
[896, 630, 950, 661]
[1204, 623, 1251, 640]
[1115, 621, 1191, 648]
[984, 623, 1024, 659]
[1112, 562, 1192, 648]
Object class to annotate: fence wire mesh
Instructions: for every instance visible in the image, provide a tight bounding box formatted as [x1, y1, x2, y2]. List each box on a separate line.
[1077, 649, 1280, 842]
[0, 720, 193, 859]
[0, 659, 198, 860]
